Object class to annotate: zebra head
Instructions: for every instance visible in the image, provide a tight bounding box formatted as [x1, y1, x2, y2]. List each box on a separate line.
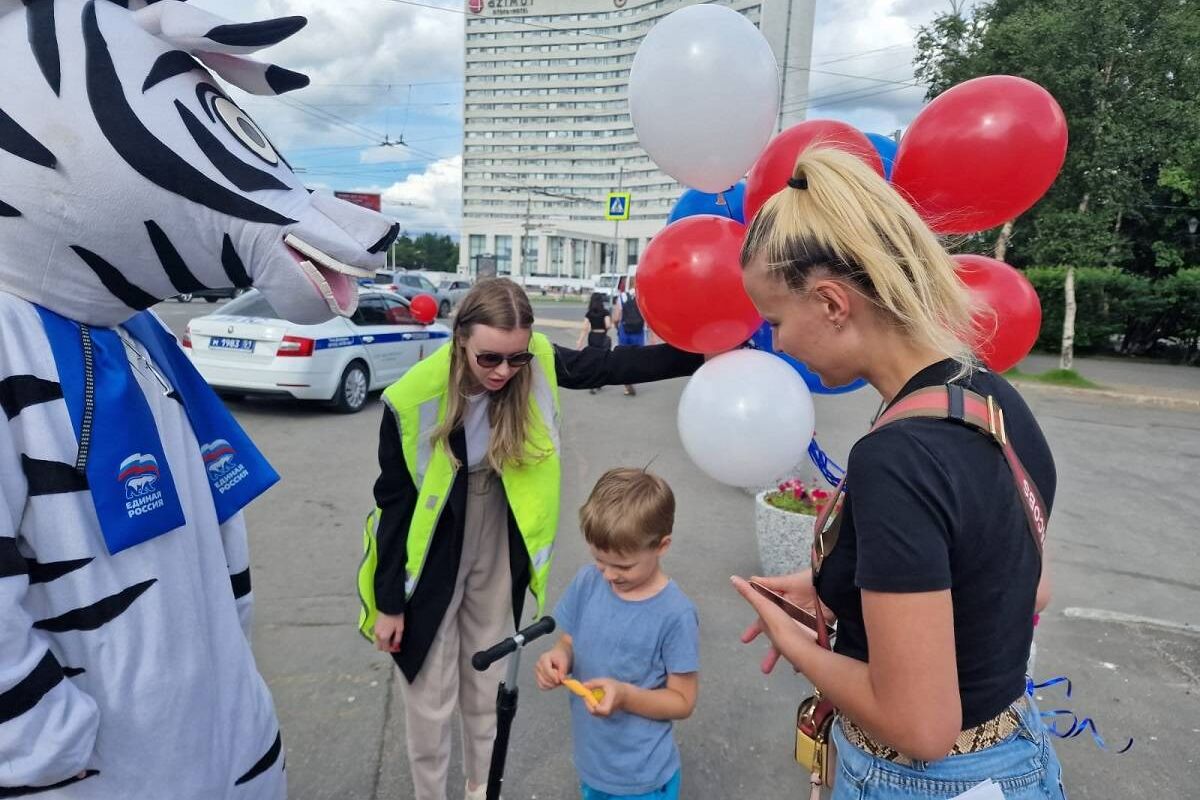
[0, 0, 400, 327]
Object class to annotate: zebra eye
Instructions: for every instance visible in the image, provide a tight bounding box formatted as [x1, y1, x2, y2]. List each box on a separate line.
[211, 96, 279, 166]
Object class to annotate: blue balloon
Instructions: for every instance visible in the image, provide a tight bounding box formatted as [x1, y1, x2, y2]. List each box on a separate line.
[667, 181, 746, 224]
[866, 133, 898, 182]
[748, 322, 867, 395]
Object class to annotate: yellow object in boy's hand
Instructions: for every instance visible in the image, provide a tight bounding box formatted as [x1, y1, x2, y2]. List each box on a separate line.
[562, 677, 605, 705]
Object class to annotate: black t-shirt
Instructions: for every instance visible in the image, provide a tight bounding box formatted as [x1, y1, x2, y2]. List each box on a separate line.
[815, 359, 1056, 728]
[585, 308, 608, 330]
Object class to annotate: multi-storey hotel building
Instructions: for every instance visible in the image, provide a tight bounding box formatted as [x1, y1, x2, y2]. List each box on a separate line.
[459, 0, 816, 283]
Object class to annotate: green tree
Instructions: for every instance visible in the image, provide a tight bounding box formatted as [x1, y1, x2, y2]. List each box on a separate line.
[387, 232, 459, 272]
[914, 0, 1200, 365]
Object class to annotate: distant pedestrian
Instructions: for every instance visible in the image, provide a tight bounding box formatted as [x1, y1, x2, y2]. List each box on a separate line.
[613, 286, 648, 396]
[578, 293, 614, 394]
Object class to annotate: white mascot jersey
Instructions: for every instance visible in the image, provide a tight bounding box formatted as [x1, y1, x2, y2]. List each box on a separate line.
[0, 1, 395, 796]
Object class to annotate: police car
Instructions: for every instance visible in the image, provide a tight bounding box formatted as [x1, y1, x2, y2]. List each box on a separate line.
[184, 288, 450, 413]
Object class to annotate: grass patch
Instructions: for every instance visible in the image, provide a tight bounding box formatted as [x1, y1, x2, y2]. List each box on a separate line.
[1004, 367, 1102, 390]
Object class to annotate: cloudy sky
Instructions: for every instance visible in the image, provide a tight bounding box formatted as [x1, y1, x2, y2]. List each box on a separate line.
[192, 0, 961, 236]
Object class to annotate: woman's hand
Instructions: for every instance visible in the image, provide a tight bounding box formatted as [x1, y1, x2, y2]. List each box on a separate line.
[374, 612, 404, 653]
[731, 574, 823, 674]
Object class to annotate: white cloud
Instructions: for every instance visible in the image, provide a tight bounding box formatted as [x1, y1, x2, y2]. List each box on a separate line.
[380, 155, 463, 236]
[186, 0, 968, 236]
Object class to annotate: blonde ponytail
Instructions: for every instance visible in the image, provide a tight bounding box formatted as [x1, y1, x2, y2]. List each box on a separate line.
[741, 148, 979, 376]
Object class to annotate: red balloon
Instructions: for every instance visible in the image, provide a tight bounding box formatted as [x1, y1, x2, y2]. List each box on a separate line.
[893, 76, 1068, 235]
[637, 215, 761, 354]
[744, 119, 884, 224]
[954, 254, 1042, 373]
[409, 293, 438, 325]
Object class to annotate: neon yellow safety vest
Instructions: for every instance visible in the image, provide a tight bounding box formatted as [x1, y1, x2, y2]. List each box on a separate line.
[357, 332, 561, 641]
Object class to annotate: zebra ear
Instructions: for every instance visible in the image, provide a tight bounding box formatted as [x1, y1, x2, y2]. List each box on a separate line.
[134, 1, 306, 55]
[194, 52, 309, 96]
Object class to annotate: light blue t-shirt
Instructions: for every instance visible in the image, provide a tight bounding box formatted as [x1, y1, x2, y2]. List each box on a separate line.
[554, 565, 700, 796]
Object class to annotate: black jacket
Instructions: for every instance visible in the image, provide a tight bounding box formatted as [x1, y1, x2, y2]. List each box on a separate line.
[373, 342, 703, 682]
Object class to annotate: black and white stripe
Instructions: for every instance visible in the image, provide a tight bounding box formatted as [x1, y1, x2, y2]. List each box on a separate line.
[0, 769, 99, 798]
[142, 50, 202, 93]
[33, 579, 157, 633]
[0, 651, 62, 725]
[27, 556, 94, 585]
[70, 245, 158, 311]
[21, 455, 88, 496]
[0, 375, 62, 420]
[230, 567, 251, 599]
[82, 2, 295, 226]
[23, 0, 61, 96]
[234, 731, 283, 786]
[0, 106, 56, 169]
[145, 220, 208, 295]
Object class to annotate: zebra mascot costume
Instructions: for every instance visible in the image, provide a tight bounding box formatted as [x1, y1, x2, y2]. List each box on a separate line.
[0, 1, 396, 796]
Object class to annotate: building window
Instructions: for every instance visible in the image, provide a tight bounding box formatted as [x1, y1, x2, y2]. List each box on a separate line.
[522, 236, 540, 274]
[549, 236, 564, 275]
[571, 238, 585, 279]
[468, 235, 486, 265]
[495, 235, 512, 275]
[626, 238, 640, 267]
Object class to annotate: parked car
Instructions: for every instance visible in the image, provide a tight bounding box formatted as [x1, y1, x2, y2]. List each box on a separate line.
[175, 287, 248, 303]
[592, 268, 636, 303]
[184, 288, 450, 413]
[438, 276, 473, 306]
[373, 270, 454, 317]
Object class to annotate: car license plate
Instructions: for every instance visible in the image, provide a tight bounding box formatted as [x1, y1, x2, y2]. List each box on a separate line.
[209, 337, 255, 352]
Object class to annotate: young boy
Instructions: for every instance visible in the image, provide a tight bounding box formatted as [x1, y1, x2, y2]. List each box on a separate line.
[535, 468, 700, 800]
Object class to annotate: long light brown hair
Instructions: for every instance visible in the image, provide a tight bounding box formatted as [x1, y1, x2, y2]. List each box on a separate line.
[741, 147, 978, 375]
[432, 277, 541, 471]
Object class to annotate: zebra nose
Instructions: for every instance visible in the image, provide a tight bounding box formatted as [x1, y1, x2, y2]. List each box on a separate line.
[308, 190, 397, 255]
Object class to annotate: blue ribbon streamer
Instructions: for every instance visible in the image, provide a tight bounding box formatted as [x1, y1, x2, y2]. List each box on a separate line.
[808, 438, 846, 488]
[1026, 676, 1133, 753]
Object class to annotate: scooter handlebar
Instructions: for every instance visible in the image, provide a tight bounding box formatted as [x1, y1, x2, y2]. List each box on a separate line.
[472, 616, 556, 672]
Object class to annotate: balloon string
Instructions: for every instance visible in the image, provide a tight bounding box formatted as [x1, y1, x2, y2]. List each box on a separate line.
[1026, 675, 1134, 754]
[808, 438, 845, 488]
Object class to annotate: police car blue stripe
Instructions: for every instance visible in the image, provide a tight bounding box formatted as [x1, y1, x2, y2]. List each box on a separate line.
[313, 331, 450, 351]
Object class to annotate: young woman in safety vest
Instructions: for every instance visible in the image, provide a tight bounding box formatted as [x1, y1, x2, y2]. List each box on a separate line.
[730, 149, 1064, 799]
[364, 277, 702, 800]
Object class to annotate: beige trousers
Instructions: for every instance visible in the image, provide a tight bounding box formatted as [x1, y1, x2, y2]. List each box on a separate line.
[401, 469, 515, 800]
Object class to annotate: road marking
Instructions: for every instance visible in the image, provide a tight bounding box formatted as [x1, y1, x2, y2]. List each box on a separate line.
[1062, 607, 1198, 635]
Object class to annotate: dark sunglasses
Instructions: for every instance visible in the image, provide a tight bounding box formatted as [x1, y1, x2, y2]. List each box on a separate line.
[474, 350, 534, 369]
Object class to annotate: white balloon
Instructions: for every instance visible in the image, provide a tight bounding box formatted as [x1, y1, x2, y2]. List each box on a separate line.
[677, 350, 815, 488]
[629, 4, 780, 193]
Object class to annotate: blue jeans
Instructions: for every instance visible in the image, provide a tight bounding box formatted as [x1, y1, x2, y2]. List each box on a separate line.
[831, 700, 1066, 799]
[617, 327, 645, 347]
[580, 770, 681, 800]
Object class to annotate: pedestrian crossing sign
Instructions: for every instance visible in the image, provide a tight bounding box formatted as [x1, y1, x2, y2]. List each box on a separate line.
[606, 192, 632, 221]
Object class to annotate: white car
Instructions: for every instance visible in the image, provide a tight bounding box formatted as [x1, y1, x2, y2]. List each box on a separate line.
[185, 288, 450, 413]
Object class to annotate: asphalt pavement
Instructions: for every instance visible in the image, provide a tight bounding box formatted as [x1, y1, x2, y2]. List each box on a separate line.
[153, 299, 1200, 798]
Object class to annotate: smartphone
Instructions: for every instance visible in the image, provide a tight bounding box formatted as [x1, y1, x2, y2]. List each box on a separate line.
[748, 580, 836, 639]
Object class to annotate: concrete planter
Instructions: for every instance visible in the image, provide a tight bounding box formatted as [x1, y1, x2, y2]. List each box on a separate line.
[754, 491, 816, 577]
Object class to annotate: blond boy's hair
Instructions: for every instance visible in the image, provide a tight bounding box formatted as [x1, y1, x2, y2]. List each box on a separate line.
[579, 468, 675, 554]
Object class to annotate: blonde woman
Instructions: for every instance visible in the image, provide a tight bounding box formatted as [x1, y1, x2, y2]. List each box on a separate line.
[369, 278, 702, 800]
[731, 150, 1065, 798]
